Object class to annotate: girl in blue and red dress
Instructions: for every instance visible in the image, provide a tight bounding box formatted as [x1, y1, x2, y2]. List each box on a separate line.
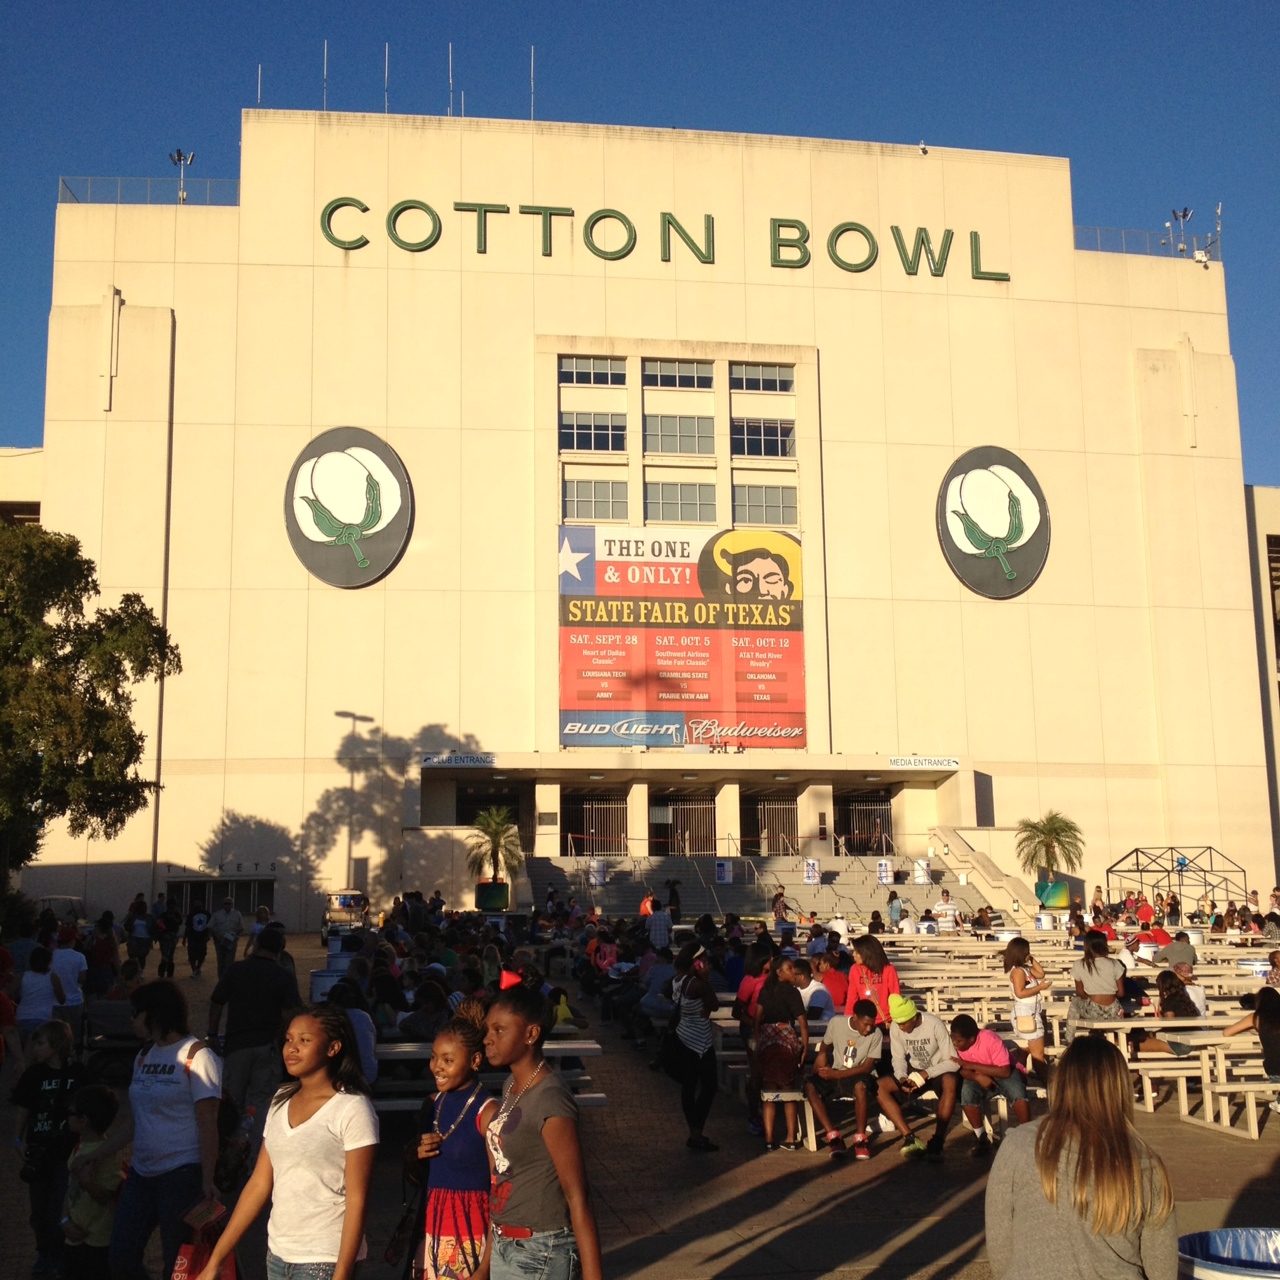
[416, 1003, 498, 1280]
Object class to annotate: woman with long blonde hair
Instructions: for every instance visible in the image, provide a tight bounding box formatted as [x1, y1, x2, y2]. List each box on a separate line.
[985, 1035, 1177, 1279]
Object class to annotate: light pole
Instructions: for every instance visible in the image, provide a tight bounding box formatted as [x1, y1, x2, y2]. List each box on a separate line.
[334, 711, 374, 888]
[169, 149, 195, 203]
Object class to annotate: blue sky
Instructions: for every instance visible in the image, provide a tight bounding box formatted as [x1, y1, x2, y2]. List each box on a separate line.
[3, 2, 1277, 478]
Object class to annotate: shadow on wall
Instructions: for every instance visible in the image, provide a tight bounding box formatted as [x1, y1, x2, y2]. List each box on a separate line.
[198, 810, 320, 930]
[191, 723, 483, 926]
[298, 721, 483, 906]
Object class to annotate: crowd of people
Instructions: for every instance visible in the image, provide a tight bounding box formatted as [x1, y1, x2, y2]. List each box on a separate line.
[4, 876, 1280, 1280]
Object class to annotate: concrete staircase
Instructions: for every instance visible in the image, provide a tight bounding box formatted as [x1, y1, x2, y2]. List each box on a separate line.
[523, 850, 999, 928]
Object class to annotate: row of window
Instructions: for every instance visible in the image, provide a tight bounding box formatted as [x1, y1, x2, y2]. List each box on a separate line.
[559, 413, 794, 457]
[558, 356, 794, 391]
[562, 481, 798, 526]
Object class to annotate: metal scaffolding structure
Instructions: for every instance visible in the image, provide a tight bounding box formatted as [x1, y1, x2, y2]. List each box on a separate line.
[1105, 847, 1249, 912]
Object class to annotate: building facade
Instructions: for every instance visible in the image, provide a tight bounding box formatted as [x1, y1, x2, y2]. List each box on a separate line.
[7, 109, 1279, 925]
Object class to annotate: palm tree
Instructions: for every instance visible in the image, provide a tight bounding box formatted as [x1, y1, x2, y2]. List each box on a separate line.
[465, 806, 525, 883]
[1014, 810, 1085, 883]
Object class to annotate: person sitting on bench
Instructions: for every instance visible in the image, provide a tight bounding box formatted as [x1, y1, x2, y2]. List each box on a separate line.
[878, 995, 959, 1161]
[803, 999, 881, 1160]
[950, 1014, 1030, 1157]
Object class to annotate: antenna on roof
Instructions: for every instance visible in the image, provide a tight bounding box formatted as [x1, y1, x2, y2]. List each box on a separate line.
[461, 89, 465, 118]
[257, 64, 262, 106]
[530, 45, 535, 121]
[384, 42, 389, 113]
[448, 43, 453, 117]
[323, 39, 328, 112]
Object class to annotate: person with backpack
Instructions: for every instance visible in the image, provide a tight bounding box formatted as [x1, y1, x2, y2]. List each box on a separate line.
[74, 980, 223, 1280]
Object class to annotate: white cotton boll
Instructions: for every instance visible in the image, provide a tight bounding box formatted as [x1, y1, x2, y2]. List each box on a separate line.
[957, 467, 1013, 539]
[310, 450, 373, 524]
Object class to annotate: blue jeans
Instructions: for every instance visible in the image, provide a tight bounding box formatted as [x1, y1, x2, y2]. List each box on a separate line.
[492, 1228, 579, 1280]
[266, 1252, 363, 1280]
[109, 1162, 203, 1280]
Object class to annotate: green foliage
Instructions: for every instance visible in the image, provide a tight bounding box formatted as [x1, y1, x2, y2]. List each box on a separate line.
[1014, 810, 1085, 883]
[0, 523, 180, 881]
[465, 806, 524, 882]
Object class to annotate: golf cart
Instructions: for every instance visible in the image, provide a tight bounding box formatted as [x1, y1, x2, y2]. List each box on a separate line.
[320, 889, 368, 945]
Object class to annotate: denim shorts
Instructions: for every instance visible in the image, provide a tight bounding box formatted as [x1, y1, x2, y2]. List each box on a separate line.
[961, 1070, 1028, 1108]
[265, 1251, 362, 1280]
[491, 1226, 579, 1280]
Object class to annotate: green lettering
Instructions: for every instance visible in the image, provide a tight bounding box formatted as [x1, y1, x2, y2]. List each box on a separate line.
[826, 221, 878, 273]
[970, 231, 1010, 282]
[660, 212, 715, 264]
[891, 225, 954, 277]
[453, 202, 510, 253]
[386, 200, 441, 253]
[770, 218, 810, 268]
[320, 197, 369, 251]
[583, 209, 636, 260]
[518, 205, 574, 256]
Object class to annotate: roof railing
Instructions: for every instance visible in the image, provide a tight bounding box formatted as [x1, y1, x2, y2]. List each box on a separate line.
[58, 177, 239, 206]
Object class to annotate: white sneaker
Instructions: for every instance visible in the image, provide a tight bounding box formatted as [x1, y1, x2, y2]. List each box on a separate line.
[1268, 1100, 1280, 1115]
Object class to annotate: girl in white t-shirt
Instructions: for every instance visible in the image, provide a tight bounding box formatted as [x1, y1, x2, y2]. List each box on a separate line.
[198, 1005, 378, 1280]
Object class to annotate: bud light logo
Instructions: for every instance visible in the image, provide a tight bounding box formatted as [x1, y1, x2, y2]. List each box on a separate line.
[559, 713, 686, 747]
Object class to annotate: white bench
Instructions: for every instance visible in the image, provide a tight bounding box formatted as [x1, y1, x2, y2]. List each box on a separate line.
[1183, 1080, 1280, 1140]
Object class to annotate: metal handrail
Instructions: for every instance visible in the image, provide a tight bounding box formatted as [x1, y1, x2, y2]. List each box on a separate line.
[1073, 225, 1221, 261]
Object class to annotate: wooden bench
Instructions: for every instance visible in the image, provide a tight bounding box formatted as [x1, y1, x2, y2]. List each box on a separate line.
[1182, 1079, 1280, 1140]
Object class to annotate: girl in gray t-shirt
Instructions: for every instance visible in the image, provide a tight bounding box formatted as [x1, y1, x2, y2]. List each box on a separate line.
[483, 985, 602, 1280]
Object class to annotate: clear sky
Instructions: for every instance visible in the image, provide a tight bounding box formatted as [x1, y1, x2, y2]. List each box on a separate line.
[3, 2, 1277, 478]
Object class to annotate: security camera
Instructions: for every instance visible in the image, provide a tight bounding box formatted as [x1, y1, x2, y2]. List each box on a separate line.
[919, 141, 928, 155]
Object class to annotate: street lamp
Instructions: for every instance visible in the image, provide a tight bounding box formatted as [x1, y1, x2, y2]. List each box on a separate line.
[169, 149, 195, 203]
[334, 711, 374, 887]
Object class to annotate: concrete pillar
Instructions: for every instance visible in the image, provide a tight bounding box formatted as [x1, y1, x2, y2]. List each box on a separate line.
[890, 783, 941, 859]
[627, 781, 650, 858]
[534, 783, 561, 858]
[799, 782, 833, 860]
[715, 781, 741, 855]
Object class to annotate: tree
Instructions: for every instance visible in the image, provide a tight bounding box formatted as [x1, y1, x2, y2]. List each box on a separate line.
[1014, 810, 1085, 883]
[465, 806, 524, 883]
[0, 523, 180, 888]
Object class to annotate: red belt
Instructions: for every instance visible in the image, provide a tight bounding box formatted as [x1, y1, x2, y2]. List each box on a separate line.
[494, 1225, 534, 1239]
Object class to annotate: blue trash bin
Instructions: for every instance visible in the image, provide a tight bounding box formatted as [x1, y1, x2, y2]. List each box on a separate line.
[1178, 1230, 1280, 1277]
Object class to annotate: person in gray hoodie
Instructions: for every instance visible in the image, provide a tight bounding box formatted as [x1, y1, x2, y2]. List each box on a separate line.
[877, 993, 959, 1161]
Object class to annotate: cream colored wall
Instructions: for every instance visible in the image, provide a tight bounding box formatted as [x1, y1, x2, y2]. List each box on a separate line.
[0, 448, 42, 502]
[19, 109, 1278, 917]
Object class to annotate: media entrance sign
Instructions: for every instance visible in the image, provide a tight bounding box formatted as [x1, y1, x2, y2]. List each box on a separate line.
[558, 525, 806, 748]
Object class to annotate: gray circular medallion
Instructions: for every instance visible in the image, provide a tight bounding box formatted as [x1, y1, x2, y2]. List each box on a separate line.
[284, 428, 414, 588]
[936, 446, 1050, 599]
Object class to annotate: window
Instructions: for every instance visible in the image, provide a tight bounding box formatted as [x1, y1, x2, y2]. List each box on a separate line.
[642, 359, 713, 389]
[558, 355, 626, 386]
[643, 414, 714, 455]
[645, 482, 716, 523]
[563, 479, 628, 521]
[559, 412, 626, 452]
[728, 362, 794, 392]
[733, 484, 797, 526]
[730, 418, 796, 458]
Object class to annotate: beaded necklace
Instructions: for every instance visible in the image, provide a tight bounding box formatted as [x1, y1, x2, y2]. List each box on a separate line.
[433, 1080, 484, 1140]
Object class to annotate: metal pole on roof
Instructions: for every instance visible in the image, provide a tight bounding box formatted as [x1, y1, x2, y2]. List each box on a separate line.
[323, 39, 328, 111]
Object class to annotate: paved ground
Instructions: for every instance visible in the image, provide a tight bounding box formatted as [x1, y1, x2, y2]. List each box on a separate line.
[3, 938, 1278, 1280]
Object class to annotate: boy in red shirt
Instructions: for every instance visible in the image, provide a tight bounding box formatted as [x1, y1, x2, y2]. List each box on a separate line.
[813, 950, 848, 1010]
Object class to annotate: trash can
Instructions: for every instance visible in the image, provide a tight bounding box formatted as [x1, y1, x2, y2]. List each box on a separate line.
[1178, 1229, 1280, 1277]
[310, 969, 346, 1003]
[588, 858, 608, 888]
[913, 858, 932, 886]
[1036, 912, 1056, 931]
[877, 859, 893, 886]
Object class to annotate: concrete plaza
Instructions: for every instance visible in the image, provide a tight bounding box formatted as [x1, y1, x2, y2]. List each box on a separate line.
[3, 938, 1277, 1280]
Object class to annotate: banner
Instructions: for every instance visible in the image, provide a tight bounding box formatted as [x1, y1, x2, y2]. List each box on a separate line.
[558, 525, 806, 749]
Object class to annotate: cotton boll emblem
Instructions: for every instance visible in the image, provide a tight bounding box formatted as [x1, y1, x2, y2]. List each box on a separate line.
[934, 446, 1051, 601]
[944, 465, 1041, 580]
[293, 447, 403, 567]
